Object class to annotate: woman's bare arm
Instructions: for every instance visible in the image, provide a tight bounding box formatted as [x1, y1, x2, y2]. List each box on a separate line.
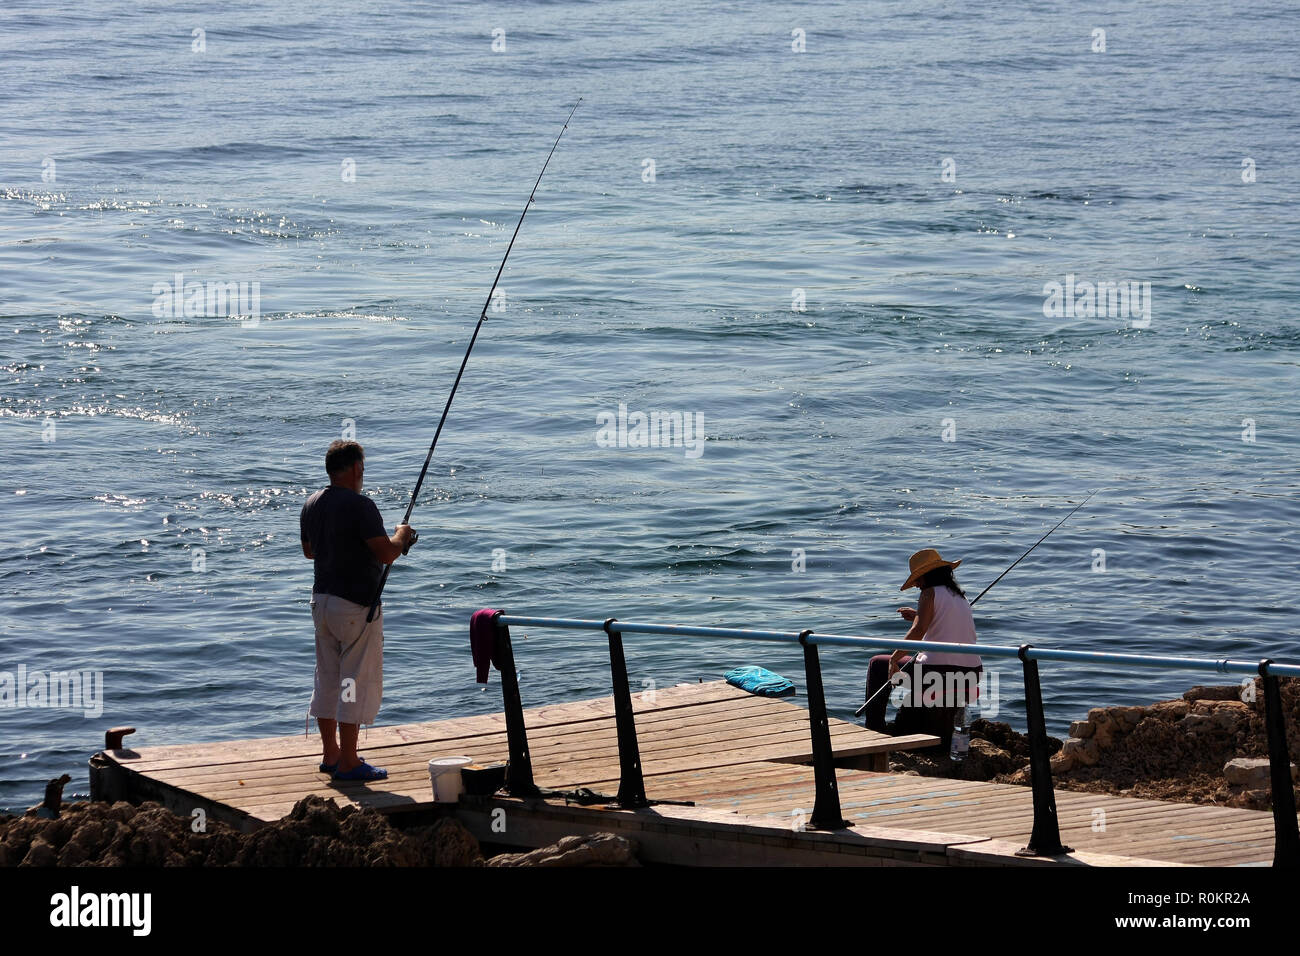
[890, 588, 934, 672]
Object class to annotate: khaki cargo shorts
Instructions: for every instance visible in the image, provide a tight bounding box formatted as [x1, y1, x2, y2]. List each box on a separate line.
[308, 592, 383, 725]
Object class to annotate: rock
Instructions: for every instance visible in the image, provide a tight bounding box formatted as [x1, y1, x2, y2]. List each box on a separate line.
[1192, 700, 1250, 717]
[1189, 700, 1252, 733]
[283, 794, 343, 838]
[348, 815, 419, 866]
[1061, 737, 1100, 767]
[1069, 720, 1095, 738]
[408, 818, 482, 867]
[57, 837, 90, 868]
[486, 832, 639, 867]
[0, 818, 36, 866]
[1183, 685, 1243, 702]
[986, 677, 1300, 808]
[0, 792, 485, 868]
[1224, 758, 1270, 787]
[1216, 712, 1250, 733]
[193, 830, 241, 866]
[40, 817, 75, 851]
[1001, 766, 1032, 786]
[1112, 706, 1146, 731]
[1179, 713, 1220, 735]
[1226, 789, 1271, 811]
[971, 719, 1061, 757]
[238, 818, 310, 866]
[105, 801, 137, 823]
[1090, 711, 1120, 748]
[962, 738, 1021, 778]
[61, 819, 114, 861]
[1224, 757, 1297, 787]
[237, 797, 484, 867]
[1145, 700, 1190, 721]
[20, 838, 57, 867]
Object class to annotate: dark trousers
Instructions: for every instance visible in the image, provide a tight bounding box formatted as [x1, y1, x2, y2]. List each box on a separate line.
[863, 653, 982, 735]
[863, 653, 910, 732]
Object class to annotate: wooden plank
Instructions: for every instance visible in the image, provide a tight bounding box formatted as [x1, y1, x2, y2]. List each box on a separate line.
[582, 766, 817, 807]
[162, 750, 711, 810]
[840, 818, 1269, 865]
[549, 725, 898, 780]
[587, 760, 810, 792]
[180, 768, 1287, 867]
[109, 686, 925, 790]
[230, 761, 813, 821]
[839, 784, 1028, 811]
[153, 710, 913, 790]
[1062, 819, 1278, 858]
[142, 715, 890, 804]
[95, 680, 1294, 867]
[665, 772, 1021, 818]
[112, 680, 753, 769]
[811, 780, 1273, 865]
[866, 794, 1277, 864]
[1068, 836, 1270, 866]
[220, 749, 1279, 868]
[137, 702, 811, 786]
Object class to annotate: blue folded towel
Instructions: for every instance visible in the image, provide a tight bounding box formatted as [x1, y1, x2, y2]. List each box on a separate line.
[724, 665, 796, 697]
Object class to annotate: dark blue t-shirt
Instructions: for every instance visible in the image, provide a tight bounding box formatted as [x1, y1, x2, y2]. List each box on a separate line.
[300, 486, 388, 606]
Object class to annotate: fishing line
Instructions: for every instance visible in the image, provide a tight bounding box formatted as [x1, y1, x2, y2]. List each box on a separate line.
[302, 101, 581, 728]
[364, 98, 582, 623]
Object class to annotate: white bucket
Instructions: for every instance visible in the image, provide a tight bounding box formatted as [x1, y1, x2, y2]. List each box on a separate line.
[428, 756, 472, 802]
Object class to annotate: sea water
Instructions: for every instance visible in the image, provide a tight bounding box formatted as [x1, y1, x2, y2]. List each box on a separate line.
[1, 1, 1297, 810]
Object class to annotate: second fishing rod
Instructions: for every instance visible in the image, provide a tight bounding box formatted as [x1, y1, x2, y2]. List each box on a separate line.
[364, 98, 582, 624]
[853, 489, 1098, 718]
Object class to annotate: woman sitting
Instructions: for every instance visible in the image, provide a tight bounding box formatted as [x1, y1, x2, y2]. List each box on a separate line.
[863, 549, 982, 736]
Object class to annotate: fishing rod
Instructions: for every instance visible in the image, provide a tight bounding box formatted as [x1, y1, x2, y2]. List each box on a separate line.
[364, 98, 582, 624]
[853, 489, 1098, 718]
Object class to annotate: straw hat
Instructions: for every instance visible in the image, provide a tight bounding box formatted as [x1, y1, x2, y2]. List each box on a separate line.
[900, 549, 962, 591]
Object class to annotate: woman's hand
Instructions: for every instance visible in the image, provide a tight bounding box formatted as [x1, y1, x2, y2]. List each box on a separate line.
[888, 649, 909, 677]
[897, 606, 917, 622]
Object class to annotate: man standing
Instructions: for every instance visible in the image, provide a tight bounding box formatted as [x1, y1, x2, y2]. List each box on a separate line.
[300, 440, 415, 781]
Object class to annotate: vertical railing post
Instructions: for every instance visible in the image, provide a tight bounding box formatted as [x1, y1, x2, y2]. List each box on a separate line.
[493, 612, 539, 797]
[604, 618, 649, 809]
[1259, 661, 1299, 867]
[799, 630, 849, 830]
[1016, 645, 1071, 856]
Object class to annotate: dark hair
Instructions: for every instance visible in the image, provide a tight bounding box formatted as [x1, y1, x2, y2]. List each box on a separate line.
[325, 440, 364, 477]
[918, 565, 965, 598]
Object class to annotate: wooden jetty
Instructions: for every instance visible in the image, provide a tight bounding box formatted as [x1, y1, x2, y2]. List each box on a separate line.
[91, 681, 1288, 866]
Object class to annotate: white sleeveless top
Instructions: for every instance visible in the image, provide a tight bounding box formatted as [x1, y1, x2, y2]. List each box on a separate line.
[917, 585, 981, 667]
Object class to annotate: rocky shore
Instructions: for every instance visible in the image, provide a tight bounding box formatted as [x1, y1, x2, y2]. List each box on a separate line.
[0, 794, 638, 867]
[891, 677, 1300, 810]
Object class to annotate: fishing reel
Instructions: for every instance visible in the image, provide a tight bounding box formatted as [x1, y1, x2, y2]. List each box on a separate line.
[403, 528, 419, 555]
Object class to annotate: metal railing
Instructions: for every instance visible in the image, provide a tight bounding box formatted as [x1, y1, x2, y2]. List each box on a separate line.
[482, 611, 1300, 866]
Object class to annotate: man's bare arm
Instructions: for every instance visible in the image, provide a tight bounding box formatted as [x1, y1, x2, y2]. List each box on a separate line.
[365, 525, 415, 565]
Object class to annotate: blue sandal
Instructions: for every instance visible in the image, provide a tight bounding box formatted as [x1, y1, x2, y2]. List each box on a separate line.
[332, 759, 388, 782]
[319, 761, 338, 774]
